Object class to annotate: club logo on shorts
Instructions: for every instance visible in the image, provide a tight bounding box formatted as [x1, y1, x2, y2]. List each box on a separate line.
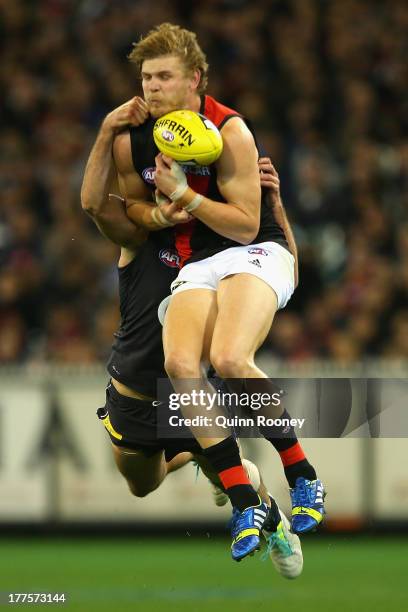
[159, 248, 180, 268]
[162, 130, 175, 142]
[248, 247, 268, 256]
[142, 167, 156, 184]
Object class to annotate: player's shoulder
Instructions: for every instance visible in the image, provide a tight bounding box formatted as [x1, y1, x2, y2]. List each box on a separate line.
[202, 95, 250, 143]
[203, 94, 242, 127]
[113, 118, 155, 167]
[216, 116, 257, 174]
[128, 116, 156, 145]
[219, 116, 255, 153]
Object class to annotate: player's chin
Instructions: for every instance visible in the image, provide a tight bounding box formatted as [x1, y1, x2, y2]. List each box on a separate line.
[148, 104, 169, 118]
[149, 103, 177, 118]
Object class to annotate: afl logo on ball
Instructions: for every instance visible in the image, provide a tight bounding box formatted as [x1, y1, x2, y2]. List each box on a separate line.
[162, 130, 175, 142]
[159, 249, 180, 268]
[142, 167, 156, 184]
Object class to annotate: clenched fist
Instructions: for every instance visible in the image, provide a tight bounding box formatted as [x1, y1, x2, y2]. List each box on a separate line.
[102, 97, 149, 135]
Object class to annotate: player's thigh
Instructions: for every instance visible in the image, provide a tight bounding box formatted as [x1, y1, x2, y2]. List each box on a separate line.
[111, 443, 166, 489]
[163, 288, 218, 366]
[212, 273, 278, 358]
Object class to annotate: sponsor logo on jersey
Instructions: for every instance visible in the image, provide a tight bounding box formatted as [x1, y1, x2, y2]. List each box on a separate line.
[162, 129, 175, 142]
[248, 247, 268, 256]
[142, 167, 156, 184]
[181, 164, 211, 176]
[159, 248, 180, 269]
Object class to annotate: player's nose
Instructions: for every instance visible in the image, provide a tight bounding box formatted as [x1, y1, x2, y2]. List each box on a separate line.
[148, 78, 160, 92]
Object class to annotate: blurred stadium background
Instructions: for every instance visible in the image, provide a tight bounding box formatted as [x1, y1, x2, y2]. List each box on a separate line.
[0, 0, 407, 610]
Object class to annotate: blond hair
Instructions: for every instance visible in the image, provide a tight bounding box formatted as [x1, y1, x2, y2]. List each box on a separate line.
[129, 23, 209, 95]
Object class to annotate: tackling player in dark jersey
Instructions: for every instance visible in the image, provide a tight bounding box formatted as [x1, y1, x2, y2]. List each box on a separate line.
[80, 94, 303, 577]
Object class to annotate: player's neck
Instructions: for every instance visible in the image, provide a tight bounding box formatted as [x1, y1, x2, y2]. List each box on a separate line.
[185, 93, 202, 113]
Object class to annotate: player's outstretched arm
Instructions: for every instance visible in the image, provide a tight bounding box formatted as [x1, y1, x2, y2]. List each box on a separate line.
[81, 97, 149, 247]
[154, 117, 261, 245]
[259, 157, 299, 287]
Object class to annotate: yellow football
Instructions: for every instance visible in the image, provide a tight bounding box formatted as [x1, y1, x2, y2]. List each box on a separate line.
[153, 110, 223, 166]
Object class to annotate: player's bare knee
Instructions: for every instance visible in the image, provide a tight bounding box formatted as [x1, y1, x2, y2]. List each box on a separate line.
[165, 353, 200, 379]
[211, 351, 250, 378]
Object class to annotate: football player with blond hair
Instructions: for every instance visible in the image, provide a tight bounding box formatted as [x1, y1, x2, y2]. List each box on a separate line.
[85, 22, 325, 562]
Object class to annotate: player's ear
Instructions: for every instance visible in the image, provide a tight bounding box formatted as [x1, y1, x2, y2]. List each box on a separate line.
[190, 69, 201, 91]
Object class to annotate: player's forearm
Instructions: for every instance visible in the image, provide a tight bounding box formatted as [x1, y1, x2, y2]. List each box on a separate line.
[81, 126, 115, 216]
[81, 128, 148, 246]
[92, 205, 147, 247]
[272, 197, 299, 287]
[175, 187, 260, 245]
[126, 200, 171, 232]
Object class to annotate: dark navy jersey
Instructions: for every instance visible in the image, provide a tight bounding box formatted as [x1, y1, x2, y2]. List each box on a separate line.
[106, 240, 179, 397]
[129, 94, 288, 266]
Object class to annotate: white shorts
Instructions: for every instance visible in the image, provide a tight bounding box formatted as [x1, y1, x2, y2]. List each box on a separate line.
[158, 242, 295, 325]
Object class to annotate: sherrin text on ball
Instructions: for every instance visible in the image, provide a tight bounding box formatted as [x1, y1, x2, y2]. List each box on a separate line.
[153, 110, 223, 166]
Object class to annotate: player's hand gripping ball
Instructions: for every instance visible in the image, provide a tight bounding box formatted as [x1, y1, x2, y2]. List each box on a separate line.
[153, 110, 223, 166]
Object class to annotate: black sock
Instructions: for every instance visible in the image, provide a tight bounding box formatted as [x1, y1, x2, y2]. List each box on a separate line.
[284, 461, 317, 488]
[259, 409, 317, 488]
[263, 497, 281, 532]
[202, 437, 259, 511]
[258, 409, 299, 451]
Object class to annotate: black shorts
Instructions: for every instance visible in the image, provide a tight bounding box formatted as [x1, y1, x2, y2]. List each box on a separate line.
[97, 382, 203, 461]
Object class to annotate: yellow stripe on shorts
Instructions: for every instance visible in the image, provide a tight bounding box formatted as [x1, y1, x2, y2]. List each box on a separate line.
[102, 414, 123, 440]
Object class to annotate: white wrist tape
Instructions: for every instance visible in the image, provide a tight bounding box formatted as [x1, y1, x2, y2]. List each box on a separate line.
[154, 190, 170, 207]
[183, 194, 203, 213]
[168, 161, 188, 201]
[151, 207, 174, 227]
[169, 182, 188, 201]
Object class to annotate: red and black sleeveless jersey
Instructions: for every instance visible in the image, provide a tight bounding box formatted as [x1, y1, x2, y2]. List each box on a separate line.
[129, 95, 288, 266]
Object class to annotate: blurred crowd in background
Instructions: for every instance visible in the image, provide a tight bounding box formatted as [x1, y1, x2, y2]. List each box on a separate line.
[0, 0, 407, 365]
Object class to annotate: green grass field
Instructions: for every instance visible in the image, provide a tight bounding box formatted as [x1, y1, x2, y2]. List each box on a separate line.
[1, 536, 407, 611]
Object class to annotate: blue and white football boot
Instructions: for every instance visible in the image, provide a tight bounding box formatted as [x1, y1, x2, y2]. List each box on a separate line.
[230, 499, 269, 562]
[290, 477, 326, 533]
